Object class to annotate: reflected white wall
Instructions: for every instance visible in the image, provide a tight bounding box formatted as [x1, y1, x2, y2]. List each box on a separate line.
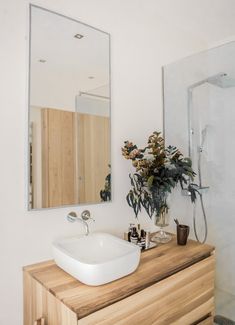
[76, 96, 110, 116]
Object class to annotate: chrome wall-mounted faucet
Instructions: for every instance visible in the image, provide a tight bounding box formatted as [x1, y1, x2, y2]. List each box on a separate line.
[67, 210, 94, 235]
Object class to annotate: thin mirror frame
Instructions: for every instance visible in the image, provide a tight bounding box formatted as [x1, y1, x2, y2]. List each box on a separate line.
[27, 4, 112, 211]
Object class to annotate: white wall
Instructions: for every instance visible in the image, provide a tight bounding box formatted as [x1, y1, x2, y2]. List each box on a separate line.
[1, 0, 231, 324]
[76, 96, 110, 116]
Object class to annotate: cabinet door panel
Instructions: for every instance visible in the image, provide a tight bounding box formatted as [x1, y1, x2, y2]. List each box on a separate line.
[78, 256, 215, 325]
[24, 271, 77, 325]
[197, 316, 214, 324]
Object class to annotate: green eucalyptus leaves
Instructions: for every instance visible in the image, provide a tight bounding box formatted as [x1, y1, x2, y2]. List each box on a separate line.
[122, 131, 196, 219]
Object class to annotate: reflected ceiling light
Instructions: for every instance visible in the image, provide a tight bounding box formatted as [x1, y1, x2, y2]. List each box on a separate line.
[38, 59, 46, 63]
[74, 33, 84, 39]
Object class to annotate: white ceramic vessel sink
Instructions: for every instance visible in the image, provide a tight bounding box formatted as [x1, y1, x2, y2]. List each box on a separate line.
[52, 232, 141, 286]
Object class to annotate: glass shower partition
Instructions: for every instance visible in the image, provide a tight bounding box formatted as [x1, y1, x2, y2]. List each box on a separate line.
[163, 41, 235, 322]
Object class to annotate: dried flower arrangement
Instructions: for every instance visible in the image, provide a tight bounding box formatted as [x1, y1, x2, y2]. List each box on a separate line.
[122, 131, 196, 219]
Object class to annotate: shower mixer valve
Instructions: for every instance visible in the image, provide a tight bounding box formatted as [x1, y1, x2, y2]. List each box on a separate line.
[181, 185, 209, 197]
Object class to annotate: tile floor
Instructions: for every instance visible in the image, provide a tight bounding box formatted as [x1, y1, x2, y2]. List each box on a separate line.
[215, 289, 235, 321]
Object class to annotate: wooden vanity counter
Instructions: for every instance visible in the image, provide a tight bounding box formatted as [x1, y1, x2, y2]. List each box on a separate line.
[24, 236, 215, 325]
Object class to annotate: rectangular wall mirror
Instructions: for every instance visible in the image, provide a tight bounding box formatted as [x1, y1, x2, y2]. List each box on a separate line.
[28, 5, 111, 210]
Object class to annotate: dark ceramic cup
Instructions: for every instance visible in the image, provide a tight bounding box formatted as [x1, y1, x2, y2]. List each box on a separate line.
[177, 224, 190, 245]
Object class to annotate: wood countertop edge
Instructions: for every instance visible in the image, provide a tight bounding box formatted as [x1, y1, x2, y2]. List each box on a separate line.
[73, 251, 214, 318]
[23, 238, 215, 320]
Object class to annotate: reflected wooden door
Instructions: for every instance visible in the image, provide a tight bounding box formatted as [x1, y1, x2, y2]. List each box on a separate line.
[41, 108, 77, 208]
[77, 113, 110, 203]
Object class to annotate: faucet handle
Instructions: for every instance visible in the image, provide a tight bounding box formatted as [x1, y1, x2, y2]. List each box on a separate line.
[81, 210, 94, 222]
[67, 211, 78, 222]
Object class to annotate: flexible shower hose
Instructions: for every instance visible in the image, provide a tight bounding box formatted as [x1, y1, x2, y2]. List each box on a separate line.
[193, 146, 208, 244]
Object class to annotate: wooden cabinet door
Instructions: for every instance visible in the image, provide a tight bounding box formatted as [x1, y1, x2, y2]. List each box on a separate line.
[23, 271, 77, 325]
[78, 256, 215, 325]
[197, 316, 214, 324]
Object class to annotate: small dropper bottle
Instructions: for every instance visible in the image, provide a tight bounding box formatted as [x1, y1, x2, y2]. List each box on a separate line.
[128, 223, 135, 242]
[130, 227, 139, 245]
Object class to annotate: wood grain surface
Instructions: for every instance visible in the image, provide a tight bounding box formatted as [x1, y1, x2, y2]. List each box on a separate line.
[23, 236, 214, 320]
[24, 271, 77, 325]
[77, 256, 215, 324]
[77, 113, 110, 203]
[41, 108, 77, 208]
[198, 316, 214, 324]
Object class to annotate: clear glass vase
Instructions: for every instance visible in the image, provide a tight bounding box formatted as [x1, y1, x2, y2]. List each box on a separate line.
[152, 210, 172, 244]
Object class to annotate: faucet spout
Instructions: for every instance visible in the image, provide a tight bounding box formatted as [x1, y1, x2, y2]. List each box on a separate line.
[78, 218, 89, 236]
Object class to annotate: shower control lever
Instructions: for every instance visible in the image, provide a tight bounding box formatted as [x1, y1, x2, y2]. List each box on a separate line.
[181, 186, 209, 197]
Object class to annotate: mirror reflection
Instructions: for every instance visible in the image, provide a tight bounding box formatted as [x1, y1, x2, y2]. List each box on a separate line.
[28, 5, 111, 209]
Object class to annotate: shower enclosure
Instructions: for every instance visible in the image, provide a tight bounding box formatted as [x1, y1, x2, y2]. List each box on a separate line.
[163, 41, 235, 321]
